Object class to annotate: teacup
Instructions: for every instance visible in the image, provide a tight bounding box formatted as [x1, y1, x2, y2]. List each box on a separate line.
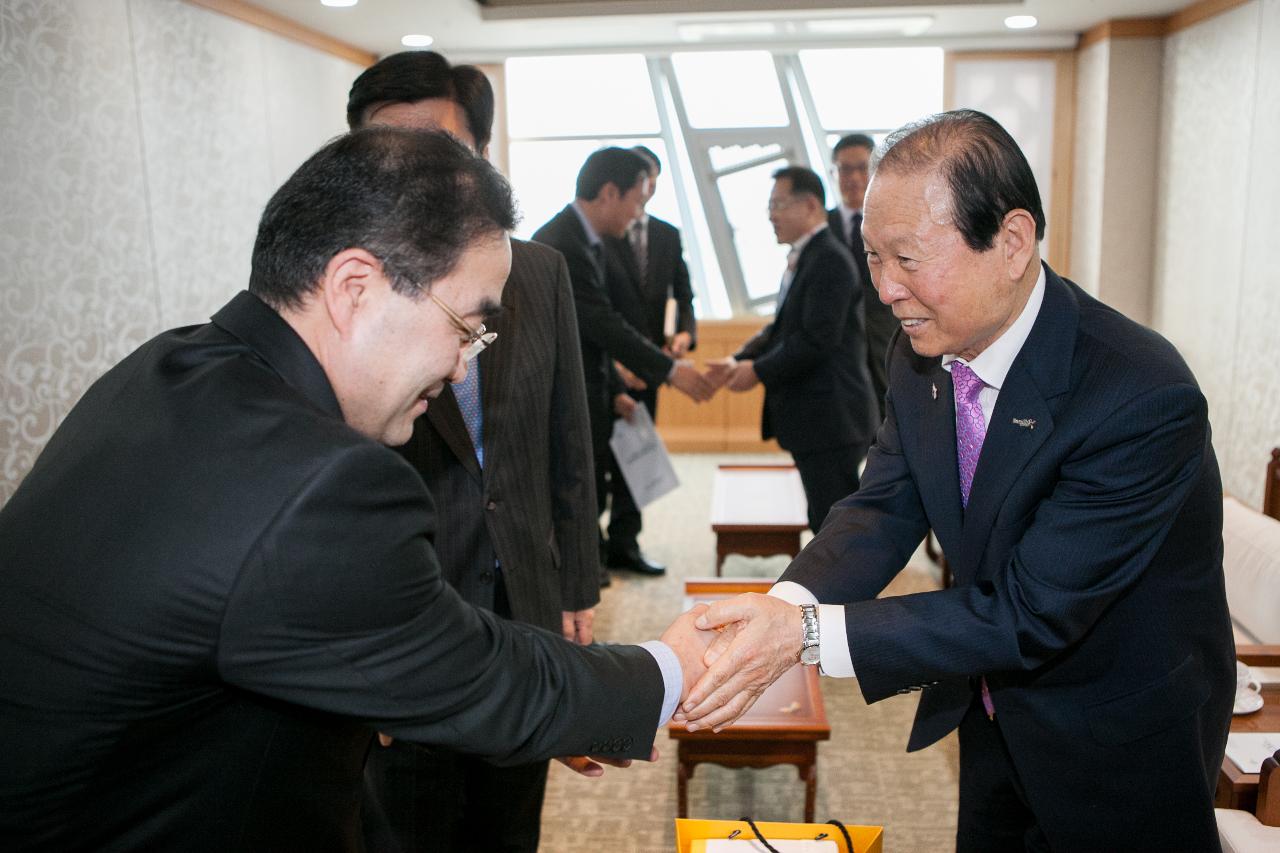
[1234, 661, 1263, 714]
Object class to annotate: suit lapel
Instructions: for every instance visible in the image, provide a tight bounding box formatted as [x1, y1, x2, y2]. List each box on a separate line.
[908, 360, 964, 555]
[426, 386, 482, 485]
[956, 264, 1077, 573]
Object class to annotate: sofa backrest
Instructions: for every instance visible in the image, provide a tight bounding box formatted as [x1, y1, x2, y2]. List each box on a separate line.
[1223, 496, 1280, 644]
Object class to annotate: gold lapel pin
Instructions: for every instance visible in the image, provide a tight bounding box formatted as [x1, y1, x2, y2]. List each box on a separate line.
[931, 383, 938, 400]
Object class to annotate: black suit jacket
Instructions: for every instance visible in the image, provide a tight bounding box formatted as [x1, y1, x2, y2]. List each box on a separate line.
[604, 215, 696, 348]
[396, 240, 598, 632]
[0, 291, 663, 852]
[532, 205, 673, 449]
[736, 226, 877, 454]
[829, 207, 895, 417]
[782, 265, 1234, 846]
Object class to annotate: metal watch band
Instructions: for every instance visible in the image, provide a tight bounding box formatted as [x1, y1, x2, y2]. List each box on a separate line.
[799, 603, 820, 665]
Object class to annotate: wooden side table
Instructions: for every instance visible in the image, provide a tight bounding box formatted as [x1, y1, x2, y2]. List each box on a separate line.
[1217, 651, 1280, 813]
[710, 465, 808, 575]
[669, 579, 831, 821]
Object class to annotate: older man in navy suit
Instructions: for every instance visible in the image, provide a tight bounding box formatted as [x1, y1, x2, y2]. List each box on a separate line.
[681, 110, 1234, 852]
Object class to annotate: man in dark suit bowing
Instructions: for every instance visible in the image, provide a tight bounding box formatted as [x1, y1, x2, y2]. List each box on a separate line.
[344, 52, 601, 853]
[533, 149, 713, 577]
[681, 110, 1234, 852]
[709, 165, 878, 533]
[601, 145, 698, 576]
[0, 128, 714, 853]
[828, 133, 896, 421]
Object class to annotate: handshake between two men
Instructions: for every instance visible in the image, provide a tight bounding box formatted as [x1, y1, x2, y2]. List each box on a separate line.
[566, 592, 806, 776]
[612, 354, 765, 419]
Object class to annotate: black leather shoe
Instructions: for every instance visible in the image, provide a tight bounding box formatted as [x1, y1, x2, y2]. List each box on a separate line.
[608, 552, 666, 575]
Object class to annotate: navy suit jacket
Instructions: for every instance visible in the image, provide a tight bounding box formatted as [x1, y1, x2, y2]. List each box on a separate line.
[782, 264, 1234, 845]
[736, 226, 877, 454]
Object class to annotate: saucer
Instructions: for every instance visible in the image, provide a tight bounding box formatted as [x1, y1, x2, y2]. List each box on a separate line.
[1233, 690, 1264, 715]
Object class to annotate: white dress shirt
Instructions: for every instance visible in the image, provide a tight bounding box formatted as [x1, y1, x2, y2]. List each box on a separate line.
[770, 266, 1047, 677]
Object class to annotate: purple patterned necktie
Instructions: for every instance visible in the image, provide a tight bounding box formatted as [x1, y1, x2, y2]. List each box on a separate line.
[951, 362, 986, 508]
[951, 361, 996, 717]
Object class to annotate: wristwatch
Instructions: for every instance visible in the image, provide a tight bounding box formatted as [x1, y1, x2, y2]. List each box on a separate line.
[799, 604, 820, 666]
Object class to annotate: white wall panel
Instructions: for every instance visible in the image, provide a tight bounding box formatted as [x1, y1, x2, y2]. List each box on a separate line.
[1153, 0, 1262, 501]
[0, 0, 363, 503]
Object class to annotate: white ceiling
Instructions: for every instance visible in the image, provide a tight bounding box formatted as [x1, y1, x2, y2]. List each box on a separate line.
[249, 0, 1192, 60]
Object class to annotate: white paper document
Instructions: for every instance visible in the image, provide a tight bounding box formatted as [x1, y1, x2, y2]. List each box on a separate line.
[609, 403, 678, 509]
[1224, 732, 1280, 773]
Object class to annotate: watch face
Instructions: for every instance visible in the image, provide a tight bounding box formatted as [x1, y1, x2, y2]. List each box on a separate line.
[800, 645, 821, 666]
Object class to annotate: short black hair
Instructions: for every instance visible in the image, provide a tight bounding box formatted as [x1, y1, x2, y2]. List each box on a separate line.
[346, 51, 495, 152]
[771, 165, 825, 207]
[631, 145, 661, 174]
[249, 127, 516, 310]
[874, 109, 1045, 251]
[575, 147, 651, 201]
[833, 133, 875, 156]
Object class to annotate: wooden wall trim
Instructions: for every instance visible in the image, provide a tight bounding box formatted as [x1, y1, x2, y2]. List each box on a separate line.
[1165, 0, 1253, 33]
[184, 0, 376, 67]
[1077, 0, 1254, 48]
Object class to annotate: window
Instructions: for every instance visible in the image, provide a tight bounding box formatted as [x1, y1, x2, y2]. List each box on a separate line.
[504, 47, 947, 317]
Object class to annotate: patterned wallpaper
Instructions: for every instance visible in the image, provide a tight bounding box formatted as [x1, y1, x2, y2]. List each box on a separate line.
[1153, 0, 1279, 508]
[0, 0, 361, 503]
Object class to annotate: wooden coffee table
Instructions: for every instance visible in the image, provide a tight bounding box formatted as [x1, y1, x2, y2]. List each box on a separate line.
[668, 579, 831, 822]
[1213, 648, 1274, 809]
[710, 465, 808, 575]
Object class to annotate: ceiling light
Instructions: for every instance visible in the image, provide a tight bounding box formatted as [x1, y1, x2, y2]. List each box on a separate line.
[401, 34, 435, 48]
[1004, 15, 1038, 30]
[320, 0, 358, 8]
[805, 16, 934, 37]
[677, 21, 778, 42]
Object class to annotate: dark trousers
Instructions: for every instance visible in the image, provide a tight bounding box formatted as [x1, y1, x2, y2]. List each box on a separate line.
[362, 746, 549, 853]
[604, 390, 657, 559]
[955, 690, 1224, 852]
[956, 696, 1048, 853]
[361, 582, 550, 853]
[791, 443, 866, 533]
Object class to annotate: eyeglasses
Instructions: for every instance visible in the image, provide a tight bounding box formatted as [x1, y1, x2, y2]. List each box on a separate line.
[429, 292, 497, 362]
[767, 197, 799, 213]
[832, 163, 869, 178]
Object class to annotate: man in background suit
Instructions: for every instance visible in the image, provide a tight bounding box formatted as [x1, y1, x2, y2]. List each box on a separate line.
[601, 145, 697, 576]
[709, 166, 878, 533]
[828, 133, 896, 421]
[345, 52, 599, 853]
[682, 110, 1234, 852]
[0, 128, 714, 852]
[533, 149, 713, 578]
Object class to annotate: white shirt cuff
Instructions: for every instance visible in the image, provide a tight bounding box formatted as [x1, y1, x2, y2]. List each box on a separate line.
[638, 640, 681, 726]
[768, 583, 856, 678]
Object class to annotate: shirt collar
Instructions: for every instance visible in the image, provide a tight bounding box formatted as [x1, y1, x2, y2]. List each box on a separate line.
[789, 222, 828, 258]
[570, 200, 602, 248]
[942, 265, 1046, 391]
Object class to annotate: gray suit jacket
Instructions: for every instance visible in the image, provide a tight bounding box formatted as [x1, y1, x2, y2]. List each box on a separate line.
[396, 239, 599, 631]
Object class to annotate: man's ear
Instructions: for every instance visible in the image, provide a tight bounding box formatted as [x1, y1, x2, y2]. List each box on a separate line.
[319, 248, 383, 339]
[1000, 209, 1038, 281]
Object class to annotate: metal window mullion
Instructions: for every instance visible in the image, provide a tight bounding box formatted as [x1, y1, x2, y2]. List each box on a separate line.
[658, 55, 751, 316]
[645, 55, 713, 317]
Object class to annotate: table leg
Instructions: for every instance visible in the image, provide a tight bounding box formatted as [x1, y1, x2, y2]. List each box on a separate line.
[677, 757, 691, 818]
[801, 761, 817, 823]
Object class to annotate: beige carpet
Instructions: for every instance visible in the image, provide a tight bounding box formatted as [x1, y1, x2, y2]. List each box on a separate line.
[538, 454, 959, 853]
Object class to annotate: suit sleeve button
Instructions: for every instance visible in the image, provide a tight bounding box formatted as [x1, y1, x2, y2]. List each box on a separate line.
[486, 500, 498, 510]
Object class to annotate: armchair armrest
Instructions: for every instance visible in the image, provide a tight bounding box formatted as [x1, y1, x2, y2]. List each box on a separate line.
[1237, 645, 1280, 667]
